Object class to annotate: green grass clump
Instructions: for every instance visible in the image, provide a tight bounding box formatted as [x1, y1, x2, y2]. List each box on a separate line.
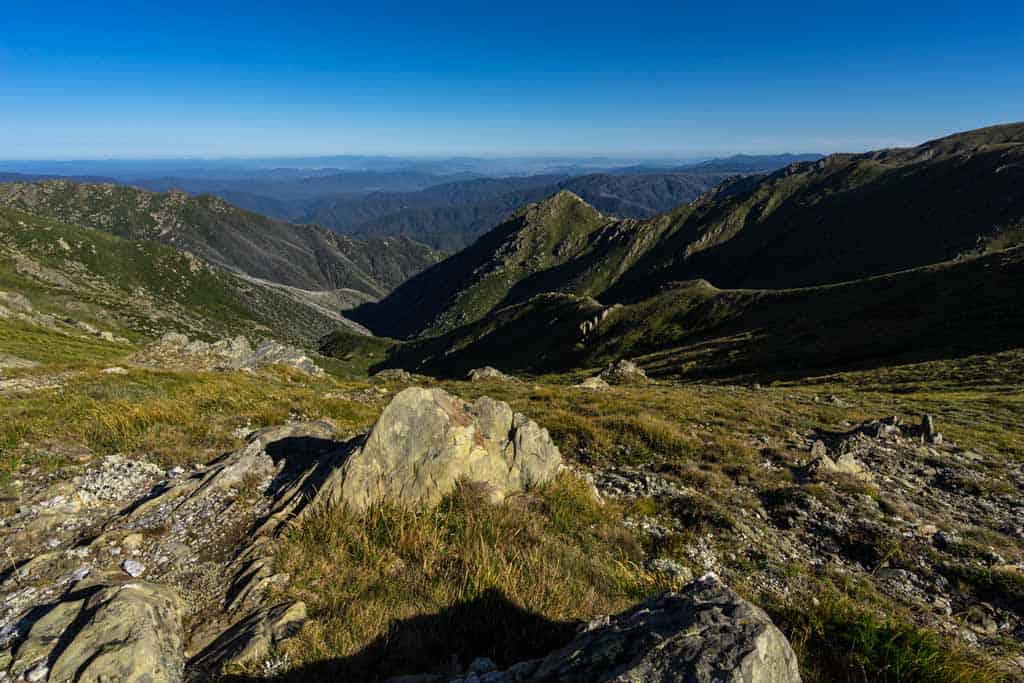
[770, 593, 1000, 682]
[266, 476, 661, 679]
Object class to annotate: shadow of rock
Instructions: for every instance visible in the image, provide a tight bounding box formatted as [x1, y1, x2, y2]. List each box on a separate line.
[220, 588, 576, 682]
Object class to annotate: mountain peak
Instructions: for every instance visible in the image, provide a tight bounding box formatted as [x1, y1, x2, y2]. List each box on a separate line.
[535, 189, 597, 213]
[517, 189, 604, 237]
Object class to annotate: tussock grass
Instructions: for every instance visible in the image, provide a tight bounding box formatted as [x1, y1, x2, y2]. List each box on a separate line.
[1, 367, 379, 469]
[266, 476, 665, 679]
[5, 322, 1022, 678]
[769, 591, 1003, 682]
[0, 318, 130, 369]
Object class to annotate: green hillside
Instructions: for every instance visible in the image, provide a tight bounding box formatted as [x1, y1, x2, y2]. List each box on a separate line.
[0, 206, 344, 344]
[0, 180, 443, 296]
[349, 190, 613, 337]
[378, 246, 1024, 382]
[353, 123, 1024, 341]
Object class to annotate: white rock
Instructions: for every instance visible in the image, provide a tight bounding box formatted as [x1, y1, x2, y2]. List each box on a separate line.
[26, 664, 49, 682]
[122, 559, 145, 577]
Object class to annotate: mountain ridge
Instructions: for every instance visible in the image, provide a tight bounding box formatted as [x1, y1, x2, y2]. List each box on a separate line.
[0, 180, 444, 297]
[352, 122, 1024, 340]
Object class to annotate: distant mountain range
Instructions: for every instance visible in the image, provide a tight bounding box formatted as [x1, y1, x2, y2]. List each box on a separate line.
[6, 125, 1020, 381]
[349, 123, 1024, 359]
[0, 153, 822, 252]
[286, 171, 737, 251]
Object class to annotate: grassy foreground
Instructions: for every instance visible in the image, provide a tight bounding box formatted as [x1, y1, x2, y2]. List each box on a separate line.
[2, 323, 1020, 680]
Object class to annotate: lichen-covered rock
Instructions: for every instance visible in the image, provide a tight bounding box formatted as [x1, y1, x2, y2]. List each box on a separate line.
[529, 575, 800, 682]
[0, 291, 33, 315]
[323, 387, 562, 511]
[598, 360, 650, 385]
[806, 452, 869, 479]
[247, 338, 323, 376]
[6, 580, 185, 683]
[573, 377, 610, 391]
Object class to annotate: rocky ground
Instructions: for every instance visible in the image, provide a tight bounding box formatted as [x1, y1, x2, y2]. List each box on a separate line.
[0, 383, 817, 682]
[1, 376, 1022, 680]
[578, 412, 1024, 674]
[0, 388, 599, 681]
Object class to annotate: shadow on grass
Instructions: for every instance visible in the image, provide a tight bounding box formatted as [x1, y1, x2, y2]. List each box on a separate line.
[220, 588, 576, 682]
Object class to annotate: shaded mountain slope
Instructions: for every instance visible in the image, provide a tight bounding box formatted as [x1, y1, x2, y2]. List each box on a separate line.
[0, 181, 443, 296]
[607, 122, 1024, 299]
[355, 123, 1024, 340]
[378, 246, 1024, 382]
[348, 191, 614, 337]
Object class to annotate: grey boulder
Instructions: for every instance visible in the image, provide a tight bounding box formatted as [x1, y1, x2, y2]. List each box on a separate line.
[467, 366, 518, 383]
[528, 575, 801, 682]
[322, 387, 563, 511]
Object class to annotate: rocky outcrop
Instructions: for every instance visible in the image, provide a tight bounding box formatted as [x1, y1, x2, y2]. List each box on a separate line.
[467, 366, 518, 383]
[0, 388, 568, 679]
[248, 338, 323, 376]
[806, 452, 869, 479]
[388, 575, 801, 682]
[0, 353, 38, 370]
[0, 423, 344, 682]
[135, 333, 323, 375]
[598, 360, 650, 385]
[322, 387, 563, 511]
[572, 377, 610, 391]
[0, 291, 33, 317]
[5, 579, 185, 683]
[190, 601, 307, 671]
[374, 368, 415, 382]
[805, 440, 869, 480]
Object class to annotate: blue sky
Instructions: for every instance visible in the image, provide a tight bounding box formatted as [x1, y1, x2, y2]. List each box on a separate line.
[1, 0, 1022, 158]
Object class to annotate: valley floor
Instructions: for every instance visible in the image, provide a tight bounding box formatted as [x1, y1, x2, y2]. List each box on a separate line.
[1, 317, 1022, 681]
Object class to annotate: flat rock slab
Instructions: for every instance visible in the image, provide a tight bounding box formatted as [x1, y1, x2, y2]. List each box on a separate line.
[5, 580, 185, 683]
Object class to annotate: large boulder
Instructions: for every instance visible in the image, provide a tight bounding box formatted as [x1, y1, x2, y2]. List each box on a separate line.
[324, 387, 563, 511]
[390, 575, 801, 682]
[598, 360, 650, 386]
[528, 576, 801, 682]
[5, 580, 185, 682]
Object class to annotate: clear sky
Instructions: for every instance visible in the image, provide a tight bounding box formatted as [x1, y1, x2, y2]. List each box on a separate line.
[2, 0, 1022, 158]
